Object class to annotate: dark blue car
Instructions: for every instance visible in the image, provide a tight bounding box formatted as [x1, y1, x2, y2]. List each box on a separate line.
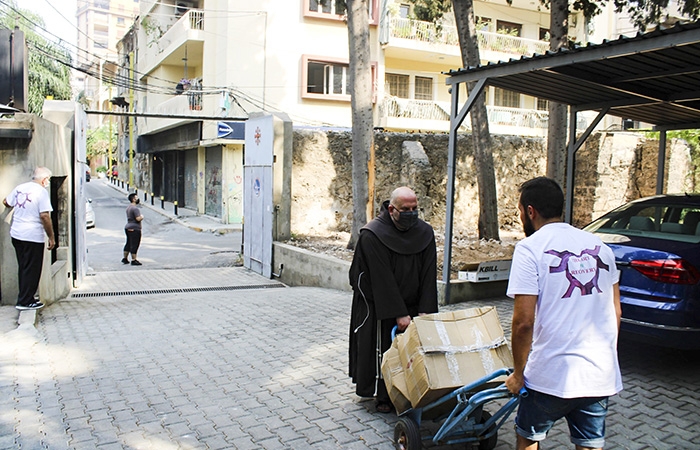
[583, 195, 700, 349]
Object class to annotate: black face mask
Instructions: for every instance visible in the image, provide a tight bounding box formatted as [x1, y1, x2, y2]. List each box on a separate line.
[396, 210, 419, 230]
[135, 198, 140, 205]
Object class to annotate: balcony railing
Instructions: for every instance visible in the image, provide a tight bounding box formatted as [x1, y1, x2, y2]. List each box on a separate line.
[379, 95, 549, 132]
[389, 17, 549, 57]
[160, 9, 204, 45]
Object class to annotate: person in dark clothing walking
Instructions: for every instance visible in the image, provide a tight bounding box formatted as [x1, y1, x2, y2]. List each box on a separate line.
[122, 193, 144, 266]
[348, 186, 438, 413]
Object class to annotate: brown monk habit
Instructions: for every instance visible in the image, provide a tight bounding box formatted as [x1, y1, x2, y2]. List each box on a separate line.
[348, 201, 438, 400]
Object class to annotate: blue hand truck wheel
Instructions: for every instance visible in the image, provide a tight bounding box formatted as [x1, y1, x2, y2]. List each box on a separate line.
[394, 417, 420, 450]
[478, 411, 498, 450]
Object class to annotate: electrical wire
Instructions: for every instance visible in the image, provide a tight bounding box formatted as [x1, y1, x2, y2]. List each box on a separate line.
[1, 1, 341, 126]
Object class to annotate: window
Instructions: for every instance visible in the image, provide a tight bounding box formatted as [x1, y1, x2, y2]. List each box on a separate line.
[536, 98, 548, 110]
[414, 76, 433, 100]
[306, 59, 350, 96]
[494, 87, 520, 108]
[497, 20, 522, 37]
[539, 28, 550, 41]
[399, 4, 410, 19]
[308, 0, 346, 16]
[386, 73, 409, 98]
[305, 0, 378, 23]
[302, 55, 377, 101]
[94, 0, 110, 10]
[117, 17, 125, 25]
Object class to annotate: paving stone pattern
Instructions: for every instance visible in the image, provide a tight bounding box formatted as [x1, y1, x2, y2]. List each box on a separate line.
[1, 268, 699, 449]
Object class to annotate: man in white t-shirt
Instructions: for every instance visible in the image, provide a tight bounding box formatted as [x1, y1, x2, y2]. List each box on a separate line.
[505, 177, 622, 450]
[3, 167, 56, 310]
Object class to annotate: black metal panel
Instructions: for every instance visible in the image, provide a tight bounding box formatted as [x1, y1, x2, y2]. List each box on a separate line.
[0, 29, 28, 111]
[445, 21, 700, 129]
[136, 121, 202, 154]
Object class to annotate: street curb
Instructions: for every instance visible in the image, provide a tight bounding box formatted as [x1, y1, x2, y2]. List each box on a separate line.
[103, 180, 239, 234]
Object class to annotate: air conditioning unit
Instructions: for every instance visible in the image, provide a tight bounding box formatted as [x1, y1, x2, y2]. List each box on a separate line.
[176, 1, 194, 16]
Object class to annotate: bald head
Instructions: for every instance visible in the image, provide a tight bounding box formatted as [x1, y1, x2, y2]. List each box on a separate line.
[388, 186, 419, 230]
[390, 186, 417, 210]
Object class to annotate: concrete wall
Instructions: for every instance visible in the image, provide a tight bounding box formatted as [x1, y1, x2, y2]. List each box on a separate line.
[272, 242, 351, 292]
[0, 114, 74, 306]
[290, 129, 692, 236]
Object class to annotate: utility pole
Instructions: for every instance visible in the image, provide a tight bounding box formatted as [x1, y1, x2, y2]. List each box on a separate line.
[108, 85, 113, 178]
[128, 51, 134, 187]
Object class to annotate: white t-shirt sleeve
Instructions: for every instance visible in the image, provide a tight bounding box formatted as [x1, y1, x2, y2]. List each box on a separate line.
[38, 189, 52, 213]
[506, 242, 539, 298]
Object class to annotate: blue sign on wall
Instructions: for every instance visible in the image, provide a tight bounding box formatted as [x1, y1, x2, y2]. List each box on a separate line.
[217, 121, 246, 140]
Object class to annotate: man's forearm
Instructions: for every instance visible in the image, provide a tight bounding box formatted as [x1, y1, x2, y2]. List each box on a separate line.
[40, 213, 55, 240]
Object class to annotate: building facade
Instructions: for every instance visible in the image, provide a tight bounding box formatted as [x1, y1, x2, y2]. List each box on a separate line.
[119, 0, 668, 223]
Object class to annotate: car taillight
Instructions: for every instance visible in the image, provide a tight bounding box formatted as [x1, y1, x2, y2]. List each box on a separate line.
[630, 259, 700, 284]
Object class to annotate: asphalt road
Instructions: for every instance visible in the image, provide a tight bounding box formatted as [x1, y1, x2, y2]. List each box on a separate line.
[84, 179, 242, 272]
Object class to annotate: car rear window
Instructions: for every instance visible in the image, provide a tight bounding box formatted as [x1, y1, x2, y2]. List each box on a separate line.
[584, 203, 700, 244]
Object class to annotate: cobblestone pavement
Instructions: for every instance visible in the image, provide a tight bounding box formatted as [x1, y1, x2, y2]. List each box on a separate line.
[1, 268, 699, 449]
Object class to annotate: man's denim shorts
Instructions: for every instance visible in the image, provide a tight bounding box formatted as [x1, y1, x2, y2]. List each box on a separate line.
[515, 388, 609, 448]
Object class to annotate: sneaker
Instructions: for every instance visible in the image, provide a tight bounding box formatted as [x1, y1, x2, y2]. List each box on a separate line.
[131, 260, 142, 266]
[16, 302, 45, 311]
[121, 258, 129, 264]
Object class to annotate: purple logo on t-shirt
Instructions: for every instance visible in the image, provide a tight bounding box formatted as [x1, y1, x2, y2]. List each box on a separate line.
[546, 246, 610, 298]
[14, 190, 32, 208]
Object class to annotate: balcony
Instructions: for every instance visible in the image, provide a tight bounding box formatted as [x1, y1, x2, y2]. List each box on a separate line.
[378, 95, 549, 136]
[139, 84, 247, 136]
[140, 9, 205, 76]
[386, 17, 549, 62]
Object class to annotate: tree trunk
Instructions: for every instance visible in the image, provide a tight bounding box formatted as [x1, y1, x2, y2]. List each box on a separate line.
[546, 0, 569, 188]
[346, 0, 374, 249]
[451, 0, 500, 241]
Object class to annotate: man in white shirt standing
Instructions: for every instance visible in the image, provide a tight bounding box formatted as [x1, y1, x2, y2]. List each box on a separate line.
[505, 177, 622, 450]
[3, 167, 56, 310]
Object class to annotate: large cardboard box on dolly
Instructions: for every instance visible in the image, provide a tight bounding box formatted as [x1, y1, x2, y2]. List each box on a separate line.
[381, 339, 413, 415]
[394, 307, 513, 409]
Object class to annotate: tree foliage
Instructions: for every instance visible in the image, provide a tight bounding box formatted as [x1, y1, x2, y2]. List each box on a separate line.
[86, 123, 117, 161]
[407, 0, 451, 22]
[0, 0, 72, 114]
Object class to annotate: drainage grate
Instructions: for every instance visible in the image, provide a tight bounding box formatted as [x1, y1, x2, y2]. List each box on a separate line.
[70, 284, 285, 298]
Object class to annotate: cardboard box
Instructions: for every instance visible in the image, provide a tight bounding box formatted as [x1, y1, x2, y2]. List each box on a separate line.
[397, 307, 513, 409]
[381, 339, 412, 415]
[458, 260, 511, 283]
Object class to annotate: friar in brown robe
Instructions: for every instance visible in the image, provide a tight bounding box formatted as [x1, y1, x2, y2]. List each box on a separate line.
[348, 186, 438, 411]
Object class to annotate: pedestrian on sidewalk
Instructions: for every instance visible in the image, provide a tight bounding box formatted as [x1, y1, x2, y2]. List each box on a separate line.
[122, 193, 144, 266]
[348, 186, 438, 413]
[505, 177, 623, 450]
[2, 167, 56, 310]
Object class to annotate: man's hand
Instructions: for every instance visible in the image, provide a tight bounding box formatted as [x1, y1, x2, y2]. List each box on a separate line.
[396, 315, 411, 331]
[505, 372, 525, 395]
[47, 237, 56, 251]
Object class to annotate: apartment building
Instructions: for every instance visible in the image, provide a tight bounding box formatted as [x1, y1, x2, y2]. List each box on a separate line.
[76, 0, 139, 128]
[119, 0, 593, 222]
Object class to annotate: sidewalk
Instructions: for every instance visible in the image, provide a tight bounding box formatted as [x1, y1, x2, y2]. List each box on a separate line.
[106, 177, 241, 235]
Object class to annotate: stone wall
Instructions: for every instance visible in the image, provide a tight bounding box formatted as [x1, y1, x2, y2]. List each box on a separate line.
[291, 129, 692, 237]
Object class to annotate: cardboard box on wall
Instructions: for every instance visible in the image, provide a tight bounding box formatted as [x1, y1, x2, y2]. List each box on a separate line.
[398, 307, 513, 409]
[381, 339, 412, 415]
[458, 260, 512, 283]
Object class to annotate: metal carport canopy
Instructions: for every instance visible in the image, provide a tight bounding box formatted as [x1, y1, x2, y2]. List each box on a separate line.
[440, 21, 700, 301]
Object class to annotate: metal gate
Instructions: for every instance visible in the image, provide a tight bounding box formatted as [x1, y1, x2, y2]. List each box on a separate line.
[243, 114, 274, 277]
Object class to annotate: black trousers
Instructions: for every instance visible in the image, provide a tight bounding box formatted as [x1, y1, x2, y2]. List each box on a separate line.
[123, 229, 142, 254]
[11, 238, 45, 306]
